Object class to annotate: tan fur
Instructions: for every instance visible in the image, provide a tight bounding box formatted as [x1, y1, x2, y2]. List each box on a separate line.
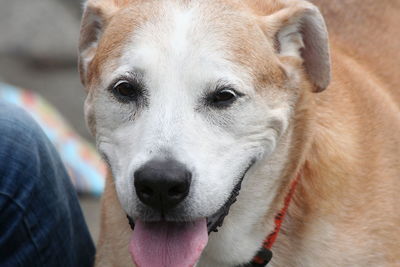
[274, 51, 400, 266]
[86, 2, 154, 87]
[79, 0, 400, 266]
[95, 171, 132, 267]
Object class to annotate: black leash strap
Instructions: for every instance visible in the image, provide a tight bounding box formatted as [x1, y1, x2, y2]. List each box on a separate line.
[241, 248, 273, 267]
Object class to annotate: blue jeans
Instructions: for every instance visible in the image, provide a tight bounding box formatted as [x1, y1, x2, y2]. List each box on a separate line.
[0, 101, 95, 266]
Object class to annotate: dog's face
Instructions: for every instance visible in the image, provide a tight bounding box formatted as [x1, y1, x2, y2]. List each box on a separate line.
[79, 0, 329, 265]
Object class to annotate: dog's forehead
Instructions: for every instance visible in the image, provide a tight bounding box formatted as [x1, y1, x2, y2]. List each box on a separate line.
[89, 0, 284, 89]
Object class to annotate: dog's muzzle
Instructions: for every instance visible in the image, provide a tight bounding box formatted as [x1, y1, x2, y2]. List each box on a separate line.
[127, 158, 256, 233]
[126, 159, 256, 267]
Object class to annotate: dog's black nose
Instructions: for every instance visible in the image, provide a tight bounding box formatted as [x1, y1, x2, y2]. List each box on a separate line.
[134, 159, 192, 212]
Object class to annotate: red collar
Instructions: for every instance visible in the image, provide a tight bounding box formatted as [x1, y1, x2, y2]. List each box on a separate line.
[249, 171, 301, 266]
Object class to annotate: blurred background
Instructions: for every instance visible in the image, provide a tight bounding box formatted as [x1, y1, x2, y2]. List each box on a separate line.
[0, 0, 101, 242]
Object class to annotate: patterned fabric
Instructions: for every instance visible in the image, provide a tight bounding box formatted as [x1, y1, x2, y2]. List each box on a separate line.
[0, 82, 106, 195]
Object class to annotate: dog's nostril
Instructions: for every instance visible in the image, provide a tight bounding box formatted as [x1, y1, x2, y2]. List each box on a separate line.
[168, 184, 187, 197]
[140, 186, 153, 198]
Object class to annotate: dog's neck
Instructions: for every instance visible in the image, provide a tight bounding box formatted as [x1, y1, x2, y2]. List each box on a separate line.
[261, 87, 373, 266]
[249, 171, 302, 266]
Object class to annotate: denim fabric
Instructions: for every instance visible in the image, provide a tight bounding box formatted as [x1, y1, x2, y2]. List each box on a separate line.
[0, 101, 95, 267]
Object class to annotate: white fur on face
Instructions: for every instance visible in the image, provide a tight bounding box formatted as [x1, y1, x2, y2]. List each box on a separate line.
[87, 1, 295, 265]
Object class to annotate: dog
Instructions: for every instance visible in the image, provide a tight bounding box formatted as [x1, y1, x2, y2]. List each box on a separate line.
[78, 0, 400, 266]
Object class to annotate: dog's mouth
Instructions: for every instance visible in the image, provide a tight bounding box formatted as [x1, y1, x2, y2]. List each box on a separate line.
[127, 160, 255, 267]
[206, 160, 255, 233]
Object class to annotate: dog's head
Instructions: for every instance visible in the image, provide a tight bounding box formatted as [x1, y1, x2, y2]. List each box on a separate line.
[79, 0, 330, 265]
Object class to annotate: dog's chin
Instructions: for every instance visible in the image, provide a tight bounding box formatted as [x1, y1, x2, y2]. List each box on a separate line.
[126, 159, 255, 267]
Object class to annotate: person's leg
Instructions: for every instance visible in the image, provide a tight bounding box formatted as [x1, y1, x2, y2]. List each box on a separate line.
[0, 101, 95, 267]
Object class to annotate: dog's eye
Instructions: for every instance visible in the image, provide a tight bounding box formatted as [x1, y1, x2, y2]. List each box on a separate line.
[209, 88, 238, 107]
[112, 80, 141, 101]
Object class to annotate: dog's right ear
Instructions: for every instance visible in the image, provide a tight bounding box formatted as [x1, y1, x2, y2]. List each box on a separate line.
[78, 0, 123, 87]
[259, 1, 331, 92]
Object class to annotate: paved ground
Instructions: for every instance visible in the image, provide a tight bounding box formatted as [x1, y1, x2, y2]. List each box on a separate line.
[80, 195, 101, 243]
[0, 0, 102, 244]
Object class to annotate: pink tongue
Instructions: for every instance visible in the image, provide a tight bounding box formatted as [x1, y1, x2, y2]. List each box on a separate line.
[129, 219, 208, 267]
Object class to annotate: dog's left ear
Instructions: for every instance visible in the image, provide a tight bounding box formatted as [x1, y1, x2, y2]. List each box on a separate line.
[78, 0, 124, 87]
[260, 1, 331, 92]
